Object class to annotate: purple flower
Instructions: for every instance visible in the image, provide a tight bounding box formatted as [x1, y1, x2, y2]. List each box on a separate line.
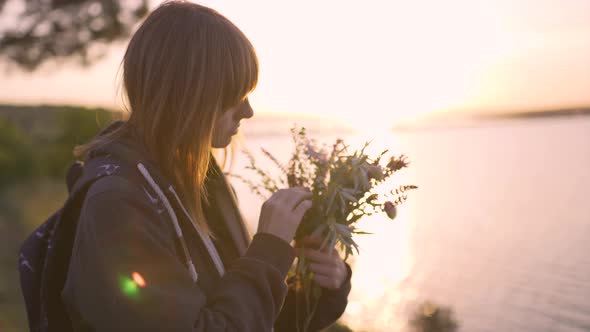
[366, 164, 384, 181]
[384, 201, 397, 220]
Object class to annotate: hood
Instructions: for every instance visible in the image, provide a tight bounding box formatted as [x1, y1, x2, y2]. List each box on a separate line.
[86, 120, 174, 189]
[85, 120, 228, 280]
[87, 120, 228, 190]
[86, 120, 251, 255]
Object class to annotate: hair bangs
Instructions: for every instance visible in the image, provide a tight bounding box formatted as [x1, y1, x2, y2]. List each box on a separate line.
[219, 23, 259, 111]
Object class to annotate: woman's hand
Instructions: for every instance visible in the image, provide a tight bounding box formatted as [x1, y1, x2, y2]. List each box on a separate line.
[295, 235, 348, 290]
[257, 187, 313, 244]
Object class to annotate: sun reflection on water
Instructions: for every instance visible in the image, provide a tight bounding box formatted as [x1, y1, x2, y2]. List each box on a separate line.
[339, 178, 416, 330]
[333, 131, 418, 331]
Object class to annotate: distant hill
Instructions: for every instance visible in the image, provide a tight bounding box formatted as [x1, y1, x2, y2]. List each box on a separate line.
[392, 106, 590, 131]
[475, 107, 590, 120]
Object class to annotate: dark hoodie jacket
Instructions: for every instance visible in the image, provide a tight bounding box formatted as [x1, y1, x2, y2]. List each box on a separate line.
[61, 122, 352, 331]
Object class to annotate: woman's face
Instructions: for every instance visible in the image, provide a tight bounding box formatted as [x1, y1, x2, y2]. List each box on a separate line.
[212, 98, 254, 148]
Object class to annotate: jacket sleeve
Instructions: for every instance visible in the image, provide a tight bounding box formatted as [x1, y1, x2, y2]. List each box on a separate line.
[62, 177, 295, 332]
[273, 262, 352, 331]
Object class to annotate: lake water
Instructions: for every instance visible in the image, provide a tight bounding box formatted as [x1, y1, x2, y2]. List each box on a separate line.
[229, 115, 590, 332]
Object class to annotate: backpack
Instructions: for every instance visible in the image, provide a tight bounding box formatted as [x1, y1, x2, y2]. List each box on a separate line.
[18, 155, 129, 332]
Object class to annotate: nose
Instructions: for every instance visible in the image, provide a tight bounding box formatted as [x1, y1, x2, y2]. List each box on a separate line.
[237, 98, 254, 119]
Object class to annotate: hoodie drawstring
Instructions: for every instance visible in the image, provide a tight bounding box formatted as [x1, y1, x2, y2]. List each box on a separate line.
[137, 163, 200, 282]
[168, 186, 225, 276]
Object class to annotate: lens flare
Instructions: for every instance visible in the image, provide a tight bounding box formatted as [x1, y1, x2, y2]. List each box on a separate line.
[120, 276, 139, 298]
[119, 272, 146, 299]
[132, 272, 146, 288]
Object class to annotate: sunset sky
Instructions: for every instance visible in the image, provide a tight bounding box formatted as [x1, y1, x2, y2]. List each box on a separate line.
[0, 0, 589, 127]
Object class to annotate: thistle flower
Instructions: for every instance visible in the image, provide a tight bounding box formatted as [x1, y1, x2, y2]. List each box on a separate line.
[384, 201, 397, 220]
[306, 142, 328, 163]
[387, 155, 409, 172]
[366, 164, 384, 181]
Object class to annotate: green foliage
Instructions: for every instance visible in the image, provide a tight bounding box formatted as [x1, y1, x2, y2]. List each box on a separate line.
[42, 105, 117, 177]
[0, 104, 120, 187]
[0, 117, 35, 186]
[0, 104, 119, 331]
[0, 179, 69, 332]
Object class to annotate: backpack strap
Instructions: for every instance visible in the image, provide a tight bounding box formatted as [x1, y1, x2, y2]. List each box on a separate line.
[42, 156, 132, 332]
[19, 155, 129, 332]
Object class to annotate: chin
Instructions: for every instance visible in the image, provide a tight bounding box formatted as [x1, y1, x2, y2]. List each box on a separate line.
[212, 136, 232, 148]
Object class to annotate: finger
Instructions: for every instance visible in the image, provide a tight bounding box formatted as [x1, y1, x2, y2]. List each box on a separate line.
[312, 274, 340, 290]
[296, 240, 317, 250]
[260, 194, 279, 227]
[298, 248, 337, 265]
[284, 190, 313, 211]
[273, 188, 311, 210]
[298, 235, 323, 250]
[292, 186, 311, 192]
[292, 199, 312, 220]
[302, 236, 340, 253]
[284, 187, 311, 196]
[307, 262, 334, 276]
[269, 188, 288, 199]
[263, 191, 278, 207]
[294, 235, 319, 249]
[287, 186, 312, 198]
[271, 187, 302, 199]
[269, 189, 305, 210]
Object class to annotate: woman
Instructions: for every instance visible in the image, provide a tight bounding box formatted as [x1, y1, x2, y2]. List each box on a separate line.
[62, 1, 352, 331]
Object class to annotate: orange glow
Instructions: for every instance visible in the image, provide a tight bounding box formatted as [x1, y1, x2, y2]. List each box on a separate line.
[132, 272, 146, 288]
[0, 0, 588, 124]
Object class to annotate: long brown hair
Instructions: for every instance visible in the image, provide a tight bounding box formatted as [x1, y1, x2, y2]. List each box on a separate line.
[75, 0, 258, 236]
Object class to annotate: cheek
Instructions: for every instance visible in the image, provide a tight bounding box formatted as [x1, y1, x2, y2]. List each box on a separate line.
[216, 113, 232, 134]
[214, 114, 224, 129]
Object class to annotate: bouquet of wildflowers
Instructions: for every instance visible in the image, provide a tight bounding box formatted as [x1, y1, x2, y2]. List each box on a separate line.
[233, 127, 417, 331]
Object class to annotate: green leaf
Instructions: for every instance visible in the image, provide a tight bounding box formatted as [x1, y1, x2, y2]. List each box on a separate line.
[359, 167, 369, 189]
[338, 194, 346, 214]
[344, 247, 352, 261]
[340, 190, 357, 203]
[351, 239, 360, 255]
[346, 213, 363, 224]
[352, 230, 373, 235]
[326, 188, 338, 215]
[328, 233, 338, 255]
[319, 230, 334, 252]
[310, 224, 327, 239]
[334, 223, 352, 237]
